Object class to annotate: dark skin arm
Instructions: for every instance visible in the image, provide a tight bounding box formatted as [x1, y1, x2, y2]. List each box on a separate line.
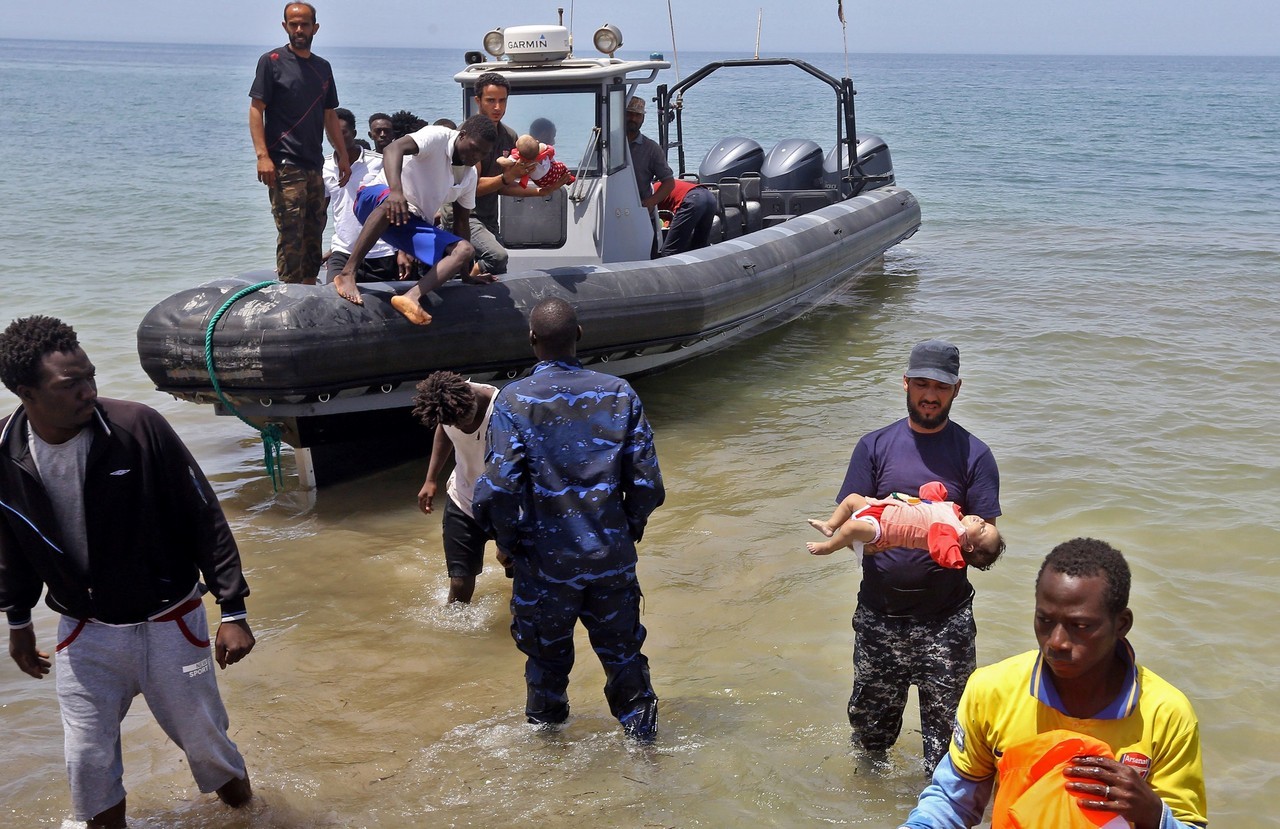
[8, 626, 50, 678]
[380, 135, 421, 226]
[1065, 755, 1166, 829]
[214, 619, 255, 669]
[419, 426, 456, 514]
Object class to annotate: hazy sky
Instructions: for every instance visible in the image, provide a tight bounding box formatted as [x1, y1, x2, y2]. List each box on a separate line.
[3, 0, 1277, 56]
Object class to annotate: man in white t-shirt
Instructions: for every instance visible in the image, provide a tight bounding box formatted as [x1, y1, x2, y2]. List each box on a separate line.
[332, 114, 496, 326]
[322, 108, 400, 283]
[412, 371, 511, 603]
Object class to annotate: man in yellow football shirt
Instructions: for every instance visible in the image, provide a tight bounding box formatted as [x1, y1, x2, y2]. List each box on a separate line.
[900, 537, 1207, 829]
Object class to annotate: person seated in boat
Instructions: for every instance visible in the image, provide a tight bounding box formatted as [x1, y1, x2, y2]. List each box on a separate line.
[655, 179, 717, 256]
[898, 538, 1208, 829]
[412, 371, 512, 604]
[390, 109, 427, 140]
[806, 481, 1004, 570]
[625, 96, 676, 258]
[528, 117, 557, 146]
[332, 114, 495, 326]
[321, 107, 404, 284]
[368, 112, 395, 153]
[497, 134, 574, 194]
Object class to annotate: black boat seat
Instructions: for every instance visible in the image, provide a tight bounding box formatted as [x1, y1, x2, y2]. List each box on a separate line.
[786, 190, 834, 217]
[499, 188, 568, 249]
[740, 172, 763, 234]
[718, 177, 745, 240]
[759, 189, 787, 223]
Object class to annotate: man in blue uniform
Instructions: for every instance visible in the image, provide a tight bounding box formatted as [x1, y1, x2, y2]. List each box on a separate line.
[472, 298, 665, 741]
[838, 339, 1001, 768]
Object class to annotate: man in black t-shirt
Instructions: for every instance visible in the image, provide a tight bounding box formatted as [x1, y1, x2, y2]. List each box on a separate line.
[249, 2, 350, 284]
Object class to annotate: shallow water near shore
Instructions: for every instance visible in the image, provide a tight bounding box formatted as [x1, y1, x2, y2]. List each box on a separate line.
[1, 40, 1278, 826]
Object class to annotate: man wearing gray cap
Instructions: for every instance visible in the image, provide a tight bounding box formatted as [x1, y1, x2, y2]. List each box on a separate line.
[625, 96, 675, 257]
[836, 339, 1001, 769]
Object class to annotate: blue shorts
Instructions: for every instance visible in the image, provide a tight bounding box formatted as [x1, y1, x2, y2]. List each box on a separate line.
[354, 184, 464, 267]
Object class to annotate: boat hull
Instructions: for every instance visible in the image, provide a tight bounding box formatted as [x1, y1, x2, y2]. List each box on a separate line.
[137, 186, 919, 482]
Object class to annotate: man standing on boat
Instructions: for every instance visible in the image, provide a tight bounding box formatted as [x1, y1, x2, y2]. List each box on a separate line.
[331, 115, 496, 325]
[468, 72, 526, 279]
[624, 97, 676, 257]
[0, 316, 255, 828]
[472, 298, 665, 741]
[249, 2, 350, 284]
[837, 339, 1001, 769]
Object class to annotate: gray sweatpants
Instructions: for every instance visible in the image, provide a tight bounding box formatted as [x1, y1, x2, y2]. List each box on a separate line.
[54, 601, 246, 820]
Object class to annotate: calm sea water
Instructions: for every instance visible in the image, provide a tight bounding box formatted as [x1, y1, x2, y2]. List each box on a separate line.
[1, 38, 1279, 827]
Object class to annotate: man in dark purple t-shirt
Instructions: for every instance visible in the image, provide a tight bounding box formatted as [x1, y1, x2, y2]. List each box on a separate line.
[249, 2, 349, 284]
[836, 339, 1001, 769]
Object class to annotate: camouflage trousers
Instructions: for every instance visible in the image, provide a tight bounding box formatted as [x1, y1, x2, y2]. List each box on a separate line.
[267, 164, 326, 283]
[848, 602, 976, 768]
[510, 575, 655, 725]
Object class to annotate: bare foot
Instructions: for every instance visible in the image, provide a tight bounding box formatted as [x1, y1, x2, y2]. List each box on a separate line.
[807, 541, 835, 556]
[807, 518, 835, 537]
[391, 294, 433, 325]
[334, 271, 363, 306]
[461, 270, 499, 285]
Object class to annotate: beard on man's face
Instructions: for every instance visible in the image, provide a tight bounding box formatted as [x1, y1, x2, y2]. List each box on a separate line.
[906, 394, 952, 430]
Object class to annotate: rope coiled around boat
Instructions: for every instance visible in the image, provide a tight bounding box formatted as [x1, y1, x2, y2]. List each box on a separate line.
[203, 281, 285, 491]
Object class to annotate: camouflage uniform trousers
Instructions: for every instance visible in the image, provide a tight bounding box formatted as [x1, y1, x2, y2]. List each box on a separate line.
[268, 164, 326, 283]
[847, 602, 976, 768]
[510, 574, 656, 726]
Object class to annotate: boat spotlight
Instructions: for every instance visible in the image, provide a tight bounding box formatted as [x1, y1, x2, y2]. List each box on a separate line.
[483, 28, 505, 58]
[593, 24, 623, 57]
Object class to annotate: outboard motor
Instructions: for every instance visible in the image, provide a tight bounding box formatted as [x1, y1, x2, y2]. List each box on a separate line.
[761, 139, 823, 190]
[823, 134, 895, 197]
[698, 136, 764, 183]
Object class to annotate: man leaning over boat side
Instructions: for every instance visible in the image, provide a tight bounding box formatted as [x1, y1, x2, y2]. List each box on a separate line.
[625, 96, 676, 259]
[321, 107, 403, 284]
[472, 298, 665, 741]
[656, 178, 718, 256]
[331, 114, 496, 326]
[837, 339, 1001, 769]
[249, 2, 350, 284]
[0, 316, 255, 828]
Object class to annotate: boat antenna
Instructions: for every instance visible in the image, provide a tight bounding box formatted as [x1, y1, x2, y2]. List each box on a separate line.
[838, 0, 850, 79]
[564, 4, 574, 56]
[754, 8, 762, 59]
[666, 0, 681, 80]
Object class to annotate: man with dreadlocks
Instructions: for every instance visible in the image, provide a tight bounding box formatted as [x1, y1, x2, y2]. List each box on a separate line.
[412, 372, 511, 603]
[0, 316, 254, 827]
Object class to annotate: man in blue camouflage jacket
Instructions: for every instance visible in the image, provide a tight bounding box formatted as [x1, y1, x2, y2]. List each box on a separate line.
[472, 298, 665, 741]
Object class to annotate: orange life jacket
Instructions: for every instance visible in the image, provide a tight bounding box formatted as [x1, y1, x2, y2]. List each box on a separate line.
[992, 730, 1129, 829]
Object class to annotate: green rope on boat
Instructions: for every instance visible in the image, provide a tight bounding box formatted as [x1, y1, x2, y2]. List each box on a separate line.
[203, 281, 286, 491]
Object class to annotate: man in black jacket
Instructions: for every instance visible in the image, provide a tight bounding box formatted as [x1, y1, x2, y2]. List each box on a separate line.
[0, 316, 254, 829]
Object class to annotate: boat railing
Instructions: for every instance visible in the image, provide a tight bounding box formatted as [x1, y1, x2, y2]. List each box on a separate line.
[568, 126, 601, 203]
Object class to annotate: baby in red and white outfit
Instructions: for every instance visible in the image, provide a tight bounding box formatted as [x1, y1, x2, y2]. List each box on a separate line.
[499, 134, 575, 191]
[805, 481, 1004, 570]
